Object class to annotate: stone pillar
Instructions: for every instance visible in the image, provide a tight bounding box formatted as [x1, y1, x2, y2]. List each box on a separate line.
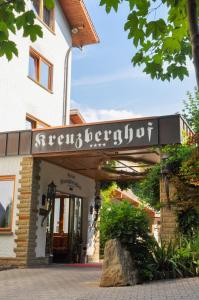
[15, 157, 41, 266]
[88, 222, 100, 263]
[160, 179, 177, 243]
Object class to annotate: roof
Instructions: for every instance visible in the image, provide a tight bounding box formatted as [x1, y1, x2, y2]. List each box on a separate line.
[112, 189, 156, 218]
[58, 0, 99, 47]
[70, 109, 86, 125]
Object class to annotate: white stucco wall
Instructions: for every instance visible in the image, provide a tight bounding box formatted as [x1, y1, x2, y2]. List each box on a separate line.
[0, 157, 22, 257]
[35, 161, 95, 258]
[0, 1, 72, 132]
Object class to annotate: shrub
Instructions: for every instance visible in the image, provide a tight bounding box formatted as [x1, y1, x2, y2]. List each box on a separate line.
[178, 207, 199, 238]
[100, 200, 154, 281]
[149, 236, 199, 280]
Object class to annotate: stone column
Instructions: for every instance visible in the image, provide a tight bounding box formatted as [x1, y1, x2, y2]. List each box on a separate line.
[160, 179, 177, 243]
[15, 157, 41, 266]
[88, 220, 100, 263]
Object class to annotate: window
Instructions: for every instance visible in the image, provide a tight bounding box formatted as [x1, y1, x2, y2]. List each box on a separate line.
[33, 0, 55, 31]
[0, 176, 15, 232]
[28, 48, 53, 92]
[26, 113, 50, 129]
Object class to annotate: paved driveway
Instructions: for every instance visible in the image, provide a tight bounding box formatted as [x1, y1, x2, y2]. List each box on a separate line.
[0, 266, 199, 300]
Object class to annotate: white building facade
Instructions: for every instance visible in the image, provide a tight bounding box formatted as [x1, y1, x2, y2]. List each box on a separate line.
[0, 0, 99, 266]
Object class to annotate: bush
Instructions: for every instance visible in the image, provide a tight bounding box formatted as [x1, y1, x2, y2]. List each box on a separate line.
[149, 236, 199, 280]
[131, 164, 161, 209]
[149, 241, 183, 279]
[178, 207, 199, 238]
[100, 200, 154, 281]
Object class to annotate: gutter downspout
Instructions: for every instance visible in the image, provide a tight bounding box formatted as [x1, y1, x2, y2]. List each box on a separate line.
[62, 46, 72, 126]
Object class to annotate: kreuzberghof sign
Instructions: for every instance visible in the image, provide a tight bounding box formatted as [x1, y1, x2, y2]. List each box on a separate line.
[32, 119, 159, 154]
[0, 115, 191, 157]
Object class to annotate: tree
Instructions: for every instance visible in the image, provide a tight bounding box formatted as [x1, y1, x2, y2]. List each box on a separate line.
[182, 88, 199, 132]
[0, 0, 54, 60]
[100, 0, 199, 88]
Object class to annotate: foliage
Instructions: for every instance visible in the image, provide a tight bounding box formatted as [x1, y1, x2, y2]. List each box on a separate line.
[0, 0, 54, 60]
[179, 148, 199, 185]
[116, 180, 133, 191]
[100, 0, 194, 81]
[149, 240, 183, 279]
[100, 200, 151, 246]
[131, 143, 197, 210]
[178, 207, 199, 238]
[149, 236, 199, 279]
[182, 88, 199, 132]
[175, 236, 199, 277]
[100, 199, 199, 281]
[162, 144, 195, 176]
[100, 200, 154, 280]
[100, 182, 117, 202]
[131, 164, 161, 209]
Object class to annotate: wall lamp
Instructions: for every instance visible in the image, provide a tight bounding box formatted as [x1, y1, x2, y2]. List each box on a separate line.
[71, 25, 84, 34]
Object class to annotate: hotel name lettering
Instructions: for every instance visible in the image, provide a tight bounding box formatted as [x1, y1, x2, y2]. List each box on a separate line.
[32, 119, 159, 154]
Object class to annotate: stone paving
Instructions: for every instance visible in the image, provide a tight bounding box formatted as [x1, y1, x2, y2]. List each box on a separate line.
[0, 266, 199, 300]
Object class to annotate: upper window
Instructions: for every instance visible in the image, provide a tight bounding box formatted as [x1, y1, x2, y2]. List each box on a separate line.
[33, 0, 55, 31]
[28, 48, 53, 92]
[0, 176, 15, 232]
[26, 113, 50, 129]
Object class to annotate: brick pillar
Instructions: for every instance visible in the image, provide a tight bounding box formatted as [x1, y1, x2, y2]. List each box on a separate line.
[160, 179, 177, 243]
[15, 157, 41, 266]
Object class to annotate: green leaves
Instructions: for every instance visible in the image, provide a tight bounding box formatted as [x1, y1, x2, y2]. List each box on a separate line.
[44, 0, 55, 9]
[182, 88, 199, 132]
[100, 0, 192, 81]
[100, 0, 121, 13]
[16, 10, 43, 42]
[0, 0, 54, 60]
[0, 40, 18, 60]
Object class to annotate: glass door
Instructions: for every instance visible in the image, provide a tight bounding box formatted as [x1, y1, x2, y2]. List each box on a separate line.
[52, 197, 70, 263]
[46, 195, 83, 263]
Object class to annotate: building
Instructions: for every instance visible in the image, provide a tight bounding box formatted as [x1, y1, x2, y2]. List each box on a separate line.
[0, 0, 100, 266]
[0, 1, 192, 268]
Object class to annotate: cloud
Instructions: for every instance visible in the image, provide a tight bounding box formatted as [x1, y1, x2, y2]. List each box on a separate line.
[79, 108, 143, 122]
[72, 67, 146, 87]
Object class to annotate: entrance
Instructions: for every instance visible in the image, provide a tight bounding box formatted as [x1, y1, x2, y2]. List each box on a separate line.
[46, 195, 83, 263]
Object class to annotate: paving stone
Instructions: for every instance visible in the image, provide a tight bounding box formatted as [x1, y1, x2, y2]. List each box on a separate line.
[0, 267, 199, 300]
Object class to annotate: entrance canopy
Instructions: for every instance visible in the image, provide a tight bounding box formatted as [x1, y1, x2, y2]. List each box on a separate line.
[0, 115, 192, 181]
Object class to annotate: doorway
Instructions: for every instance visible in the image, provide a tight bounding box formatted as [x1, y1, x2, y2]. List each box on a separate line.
[46, 195, 83, 263]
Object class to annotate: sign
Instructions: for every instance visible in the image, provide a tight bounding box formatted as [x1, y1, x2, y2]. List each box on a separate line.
[60, 173, 82, 191]
[0, 115, 191, 158]
[32, 119, 159, 154]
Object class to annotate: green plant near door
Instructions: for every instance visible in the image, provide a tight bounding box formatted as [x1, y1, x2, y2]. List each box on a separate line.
[100, 200, 155, 281]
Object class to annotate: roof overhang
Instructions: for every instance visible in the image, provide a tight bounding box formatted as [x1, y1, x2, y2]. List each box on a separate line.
[58, 0, 99, 47]
[70, 109, 86, 124]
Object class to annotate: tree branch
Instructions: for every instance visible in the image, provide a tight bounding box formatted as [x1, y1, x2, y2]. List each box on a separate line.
[187, 0, 199, 89]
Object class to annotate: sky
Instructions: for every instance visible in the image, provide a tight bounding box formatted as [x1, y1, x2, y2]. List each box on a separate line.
[71, 0, 196, 122]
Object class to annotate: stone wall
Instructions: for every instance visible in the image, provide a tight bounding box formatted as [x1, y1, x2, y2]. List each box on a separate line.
[160, 179, 177, 243]
[14, 157, 47, 266]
